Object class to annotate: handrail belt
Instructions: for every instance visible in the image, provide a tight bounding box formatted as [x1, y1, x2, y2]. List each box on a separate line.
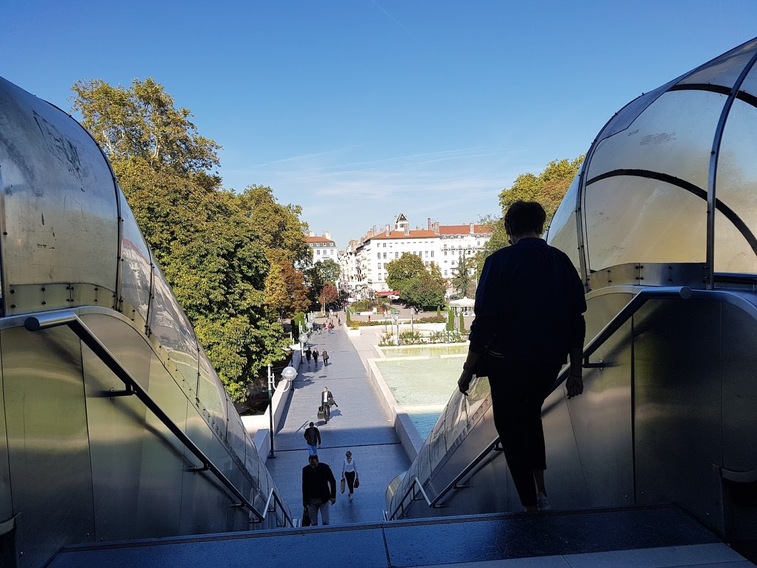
[389, 285, 692, 520]
[25, 310, 290, 526]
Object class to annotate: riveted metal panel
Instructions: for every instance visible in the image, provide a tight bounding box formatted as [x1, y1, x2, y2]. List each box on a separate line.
[0, 77, 118, 301]
[2, 325, 94, 567]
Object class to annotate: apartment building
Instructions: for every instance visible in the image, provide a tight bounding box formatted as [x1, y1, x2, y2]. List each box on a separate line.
[339, 214, 492, 297]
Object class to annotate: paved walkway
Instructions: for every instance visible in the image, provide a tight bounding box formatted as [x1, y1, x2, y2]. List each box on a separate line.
[264, 314, 410, 525]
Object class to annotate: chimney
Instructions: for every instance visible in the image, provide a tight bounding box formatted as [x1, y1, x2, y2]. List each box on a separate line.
[470, 223, 474, 234]
[325, 231, 332, 240]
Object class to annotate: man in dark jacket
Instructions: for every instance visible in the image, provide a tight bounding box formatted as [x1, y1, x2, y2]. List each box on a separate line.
[302, 455, 337, 526]
[458, 200, 586, 513]
[304, 422, 321, 456]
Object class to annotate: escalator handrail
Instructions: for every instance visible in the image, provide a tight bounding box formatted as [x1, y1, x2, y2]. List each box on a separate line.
[24, 310, 293, 528]
[389, 285, 693, 520]
[387, 476, 433, 519]
[551, 285, 692, 392]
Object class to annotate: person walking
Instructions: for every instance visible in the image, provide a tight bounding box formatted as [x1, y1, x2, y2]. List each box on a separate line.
[321, 387, 338, 422]
[302, 455, 337, 526]
[312, 348, 320, 368]
[341, 450, 359, 501]
[458, 200, 586, 513]
[304, 421, 321, 456]
[322, 349, 330, 366]
[304, 347, 312, 368]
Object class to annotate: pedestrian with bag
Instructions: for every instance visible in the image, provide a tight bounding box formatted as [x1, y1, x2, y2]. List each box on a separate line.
[341, 450, 359, 501]
[458, 200, 586, 513]
[322, 350, 330, 366]
[302, 455, 337, 526]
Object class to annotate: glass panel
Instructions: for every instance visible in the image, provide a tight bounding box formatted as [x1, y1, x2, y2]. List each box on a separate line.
[226, 395, 247, 460]
[587, 91, 724, 190]
[148, 263, 199, 394]
[118, 192, 152, 322]
[585, 177, 706, 272]
[197, 346, 228, 436]
[546, 173, 581, 269]
[678, 38, 757, 90]
[714, 94, 757, 273]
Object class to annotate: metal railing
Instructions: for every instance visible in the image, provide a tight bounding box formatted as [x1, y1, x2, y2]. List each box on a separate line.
[387, 285, 693, 520]
[25, 310, 293, 528]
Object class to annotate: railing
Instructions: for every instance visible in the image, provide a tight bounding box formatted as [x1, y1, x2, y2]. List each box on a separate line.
[386, 285, 693, 520]
[24, 310, 293, 528]
[384, 476, 433, 520]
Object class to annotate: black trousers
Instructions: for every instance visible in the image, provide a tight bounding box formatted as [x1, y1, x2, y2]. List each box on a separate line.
[344, 471, 356, 493]
[487, 359, 560, 508]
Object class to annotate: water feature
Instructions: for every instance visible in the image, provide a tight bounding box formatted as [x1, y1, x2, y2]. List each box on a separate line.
[373, 345, 466, 439]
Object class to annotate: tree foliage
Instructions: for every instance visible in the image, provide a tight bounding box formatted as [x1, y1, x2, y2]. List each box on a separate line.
[386, 253, 426, 292]
[386, 254, 446, 310]
[71, 78, 221, 188]
[475, 156, 585, 278]
[499, 156, 584, 222]
[303, 258, 341, 310]
[450, 253, 475, 298]
[70, 78, 303, 401]
[318, 283, 339, 312]
[238, 185, 311, 266]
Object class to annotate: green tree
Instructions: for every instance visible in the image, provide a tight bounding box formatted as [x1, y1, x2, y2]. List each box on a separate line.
[476, 156, 585, 278]
[238, 185, 311, 266]
[386, 253, 426, 293]
[70, 78, 294, 401]
[303, 259, 341, 310]
[450, 253, 474, 298]
[499, 156, 584, 223]
[315, 259, 341, 285]
[263, 261, 309, 321]
[71, 78, 221, 187]
[399, 263, 446, 311]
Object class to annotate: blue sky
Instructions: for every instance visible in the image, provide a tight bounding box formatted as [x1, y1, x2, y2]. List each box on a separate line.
[3, 1, 756, 248]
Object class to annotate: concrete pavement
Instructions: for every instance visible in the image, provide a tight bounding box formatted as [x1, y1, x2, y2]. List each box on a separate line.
[263, 314, 410, 525]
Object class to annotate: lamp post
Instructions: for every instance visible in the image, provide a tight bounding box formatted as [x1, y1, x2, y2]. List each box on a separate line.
[268, 364, 297, 460]
[267, 364, 276, 459]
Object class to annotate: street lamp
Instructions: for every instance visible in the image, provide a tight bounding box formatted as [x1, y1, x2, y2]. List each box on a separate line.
[267, 364, 276, 459]
[267, 364, 298, 459]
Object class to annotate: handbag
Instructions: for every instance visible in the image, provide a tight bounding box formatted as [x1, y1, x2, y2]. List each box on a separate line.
[354, 476, 360, 489]
[340, 478, 345, 494]
[302, 506, 311, 527]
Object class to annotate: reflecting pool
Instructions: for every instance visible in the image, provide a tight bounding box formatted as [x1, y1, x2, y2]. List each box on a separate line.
[374, 347, 465, 439]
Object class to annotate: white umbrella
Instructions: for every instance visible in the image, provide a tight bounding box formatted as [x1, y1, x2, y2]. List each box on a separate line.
[449, 297, 475, 308]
